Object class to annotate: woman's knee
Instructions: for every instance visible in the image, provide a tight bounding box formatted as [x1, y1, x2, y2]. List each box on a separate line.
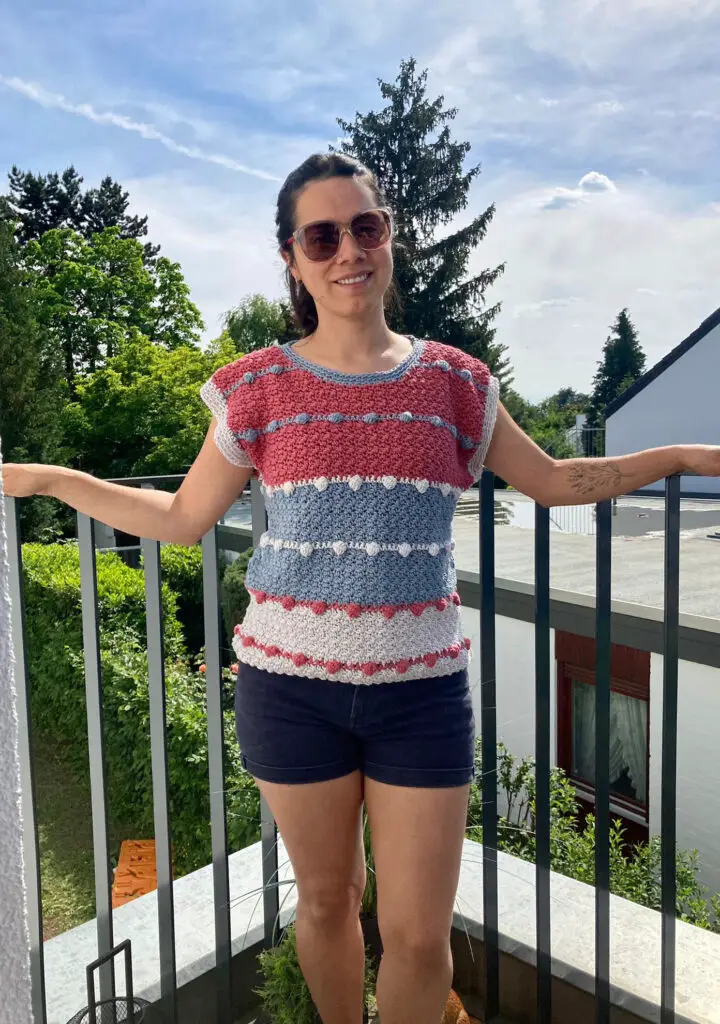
[379, 918, 452, 966]
[297, 871, 366, 927]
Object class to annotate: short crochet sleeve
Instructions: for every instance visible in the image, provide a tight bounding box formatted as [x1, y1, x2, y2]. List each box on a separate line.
[200, 362, 255, 469]
[465, 357, 500, 482]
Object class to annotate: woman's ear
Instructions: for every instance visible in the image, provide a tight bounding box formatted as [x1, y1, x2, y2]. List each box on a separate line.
[280, 246, 301, 284]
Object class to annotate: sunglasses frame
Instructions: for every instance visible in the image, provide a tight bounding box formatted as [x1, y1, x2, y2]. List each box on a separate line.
[284, 207, 394, 262]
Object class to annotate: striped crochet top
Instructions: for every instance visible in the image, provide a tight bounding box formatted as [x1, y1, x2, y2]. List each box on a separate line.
[200, 336, 499, 684]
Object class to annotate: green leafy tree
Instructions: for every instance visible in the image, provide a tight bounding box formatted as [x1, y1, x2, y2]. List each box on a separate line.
[334, 58, 511, 387]
[0, 220, 69, 540]
[2, 165, 159, 260]
[20, 227, 203, 392]
[223, 294, 298, 352]
[60, 331, 241, 481]
[588, 308, 646, 426]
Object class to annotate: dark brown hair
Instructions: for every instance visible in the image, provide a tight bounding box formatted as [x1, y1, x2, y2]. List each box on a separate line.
[276, 153, 401, 336]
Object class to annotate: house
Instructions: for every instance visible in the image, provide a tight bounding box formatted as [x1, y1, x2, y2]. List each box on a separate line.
[454, 499, 720, 897]
[605, 307, 720, 495]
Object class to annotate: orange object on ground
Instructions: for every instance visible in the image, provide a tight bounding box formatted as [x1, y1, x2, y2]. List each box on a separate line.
[112, 840, 169, 909]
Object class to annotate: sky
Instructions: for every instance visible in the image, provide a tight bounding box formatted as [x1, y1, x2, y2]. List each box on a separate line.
[1, 0, 719, 401]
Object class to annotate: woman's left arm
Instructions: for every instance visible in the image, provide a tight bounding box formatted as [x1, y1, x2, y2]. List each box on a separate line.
[484, 403, 720, 507]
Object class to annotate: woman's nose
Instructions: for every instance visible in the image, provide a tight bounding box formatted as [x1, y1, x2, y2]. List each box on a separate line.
[335, 227, 365, 261]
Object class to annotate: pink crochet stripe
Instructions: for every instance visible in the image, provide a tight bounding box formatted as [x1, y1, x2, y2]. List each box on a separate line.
[233, 630, 473, 677]
[246, 587, 462, 619]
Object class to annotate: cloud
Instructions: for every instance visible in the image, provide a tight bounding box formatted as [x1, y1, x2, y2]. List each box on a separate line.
[542, 171, 617, 210]
[0, 76, 281, 182]
[468, 172, 720, 401]
[512, 297, 585, 319]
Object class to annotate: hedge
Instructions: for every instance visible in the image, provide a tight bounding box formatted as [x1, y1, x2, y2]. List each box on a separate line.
[21, 541, 260, 874]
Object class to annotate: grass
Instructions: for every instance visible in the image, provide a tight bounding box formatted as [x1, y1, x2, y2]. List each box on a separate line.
[34, 735, 137, 939]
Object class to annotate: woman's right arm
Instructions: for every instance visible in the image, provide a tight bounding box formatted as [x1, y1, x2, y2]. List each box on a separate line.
[1, 418, 254, 546]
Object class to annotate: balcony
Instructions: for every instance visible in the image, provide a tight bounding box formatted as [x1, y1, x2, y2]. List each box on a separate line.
[3, 472, 720, 1023]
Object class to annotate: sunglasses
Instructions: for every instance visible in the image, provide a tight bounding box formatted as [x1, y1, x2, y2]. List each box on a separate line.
[284, 208, 393, 263]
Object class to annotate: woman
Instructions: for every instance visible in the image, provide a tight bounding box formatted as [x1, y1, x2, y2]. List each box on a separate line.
[4, 153, 719, 1024]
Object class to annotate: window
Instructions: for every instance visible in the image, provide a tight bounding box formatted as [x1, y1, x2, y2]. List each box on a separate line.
[556, 631, 650, 835]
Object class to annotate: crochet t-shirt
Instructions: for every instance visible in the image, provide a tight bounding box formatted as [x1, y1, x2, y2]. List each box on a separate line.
[200, 336, 499, 685]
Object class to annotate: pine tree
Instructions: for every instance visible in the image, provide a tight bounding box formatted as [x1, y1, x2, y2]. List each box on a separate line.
[2, 165, 159, 260]
[589, 308, 646, 424]
[334, 58, 511, 387]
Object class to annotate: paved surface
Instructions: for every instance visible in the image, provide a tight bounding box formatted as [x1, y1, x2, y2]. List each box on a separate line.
[453, 497, 720, 622]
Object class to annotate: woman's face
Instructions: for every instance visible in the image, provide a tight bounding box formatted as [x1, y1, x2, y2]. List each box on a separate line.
[285, 176, 394, 325]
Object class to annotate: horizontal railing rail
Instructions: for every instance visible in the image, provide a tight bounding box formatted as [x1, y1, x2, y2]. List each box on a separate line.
[2, 469, 698, 1023]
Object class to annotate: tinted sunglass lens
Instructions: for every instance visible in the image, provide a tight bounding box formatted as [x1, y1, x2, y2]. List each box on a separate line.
[351, 211, 388, 248]
[302, 222, 340, 260]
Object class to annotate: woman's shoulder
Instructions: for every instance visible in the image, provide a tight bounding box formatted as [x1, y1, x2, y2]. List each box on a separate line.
[207, 343, 291, 390]
[419, 339, 494, 382]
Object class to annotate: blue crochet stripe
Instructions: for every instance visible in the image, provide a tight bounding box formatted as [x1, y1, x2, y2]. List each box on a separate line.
[265, 481, 457, 544]
[236, 412, 477, 450]
[245, 545, 457, 606]
[418, 359, 490, 395]
[221, 363, 299, 396]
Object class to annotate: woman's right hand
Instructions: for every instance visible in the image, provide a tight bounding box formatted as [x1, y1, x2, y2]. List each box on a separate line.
[0, 463, 54, 499]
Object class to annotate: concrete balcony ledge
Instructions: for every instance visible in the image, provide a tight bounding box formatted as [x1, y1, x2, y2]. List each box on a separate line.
[43, 838, 720, 1024]
[453, 840, 720, 1024]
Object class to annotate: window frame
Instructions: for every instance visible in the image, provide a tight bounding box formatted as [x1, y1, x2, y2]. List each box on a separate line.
[555, 631, 651, 824]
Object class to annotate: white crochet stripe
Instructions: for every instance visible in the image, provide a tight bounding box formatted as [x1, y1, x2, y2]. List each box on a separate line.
[259, 475, 464, 498]
[241, 596, 465, 663]
[233, 642, 471, 685]
[258, 533, 455, 558]
[468, 374, 500, 481]
[200, 379, 254, 469]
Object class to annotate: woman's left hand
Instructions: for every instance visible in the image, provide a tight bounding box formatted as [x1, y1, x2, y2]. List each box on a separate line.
[677, 445, 720, 478]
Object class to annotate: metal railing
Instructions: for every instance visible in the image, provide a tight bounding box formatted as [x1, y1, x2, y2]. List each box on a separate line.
[4, 470, 688, 1023]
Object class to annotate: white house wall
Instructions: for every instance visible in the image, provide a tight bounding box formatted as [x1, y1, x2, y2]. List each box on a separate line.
[462, 607, 720, 899]
[605, 320, 720, 495]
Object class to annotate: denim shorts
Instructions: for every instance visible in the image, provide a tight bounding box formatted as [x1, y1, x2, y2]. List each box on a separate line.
[234, 663, 476, 788]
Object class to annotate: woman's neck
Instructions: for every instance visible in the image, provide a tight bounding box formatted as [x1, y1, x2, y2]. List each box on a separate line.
[295, 317, 411, 373]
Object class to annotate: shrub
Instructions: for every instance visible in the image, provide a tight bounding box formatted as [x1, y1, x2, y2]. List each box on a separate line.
[256, 923, 377, 1024]
[153, 544, 206, 656]
[220, 548, 253, 647]
[22, 541, 260, 875]
[467, 740, 720, 933]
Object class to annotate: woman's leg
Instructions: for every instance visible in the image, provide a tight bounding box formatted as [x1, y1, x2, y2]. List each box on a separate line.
[365, 779, 471, 1024]
[257, 771, 367, 1024]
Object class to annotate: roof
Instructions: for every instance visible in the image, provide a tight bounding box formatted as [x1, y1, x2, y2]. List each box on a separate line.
[605, 306, 720, 418]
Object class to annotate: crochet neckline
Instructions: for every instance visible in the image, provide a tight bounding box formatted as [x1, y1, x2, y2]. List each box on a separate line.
[281, 335, 424, 385]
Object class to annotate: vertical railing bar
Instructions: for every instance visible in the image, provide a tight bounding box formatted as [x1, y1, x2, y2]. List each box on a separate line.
[140, 484, 177, 1023]
[534, 503, 552, 1023]
[5, 496, 48, 1024]
[77, 513, 115, 1002]
[202, 525, 232, 1023]
[661, 474, 681, 1023]
[595, 499, 612, 1023]
[479, 471, 499, 1019]
[250, 478, 279, 947]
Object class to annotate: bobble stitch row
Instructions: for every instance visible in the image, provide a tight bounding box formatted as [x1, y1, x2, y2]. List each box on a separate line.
[247, 588, 462, 618]
[236, 411, 476, 450]
[232, 631, 472, 677]
[261, 476, 462, 498]
[259, 534, 455, 558]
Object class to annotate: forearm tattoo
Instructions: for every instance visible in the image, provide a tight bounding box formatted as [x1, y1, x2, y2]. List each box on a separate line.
[567, 460, 624, 496]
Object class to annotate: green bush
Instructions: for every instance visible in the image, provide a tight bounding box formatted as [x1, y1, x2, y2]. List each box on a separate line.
[220, 548, 253, 647]
[467, 740, 720, 933]
[22, 541, 260, 874]
[256, 923, 377, 1024]
[153, 544, 206, 656]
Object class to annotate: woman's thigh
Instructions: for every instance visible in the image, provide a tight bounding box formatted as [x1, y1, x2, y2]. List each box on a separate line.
[256, 771, 367, 914]
[365, 778, 470, 945]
